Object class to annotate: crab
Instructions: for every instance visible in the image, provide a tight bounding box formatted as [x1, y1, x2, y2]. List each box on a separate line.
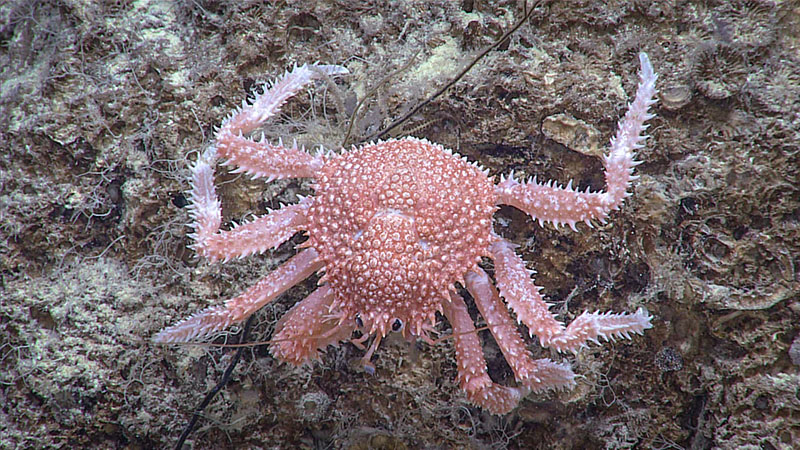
[155, 53, 657, 414]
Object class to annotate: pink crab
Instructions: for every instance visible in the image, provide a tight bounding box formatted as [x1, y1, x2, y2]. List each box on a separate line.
[155, 54, 657, 414]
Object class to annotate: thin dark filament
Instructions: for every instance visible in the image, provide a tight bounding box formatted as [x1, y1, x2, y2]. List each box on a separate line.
[164, 323, 501, 349]
[173, 315, 255, 450]
[364, 0, 545, 143]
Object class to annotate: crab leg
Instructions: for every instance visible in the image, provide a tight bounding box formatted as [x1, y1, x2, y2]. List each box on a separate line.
[441, 292, 524, 415]
[185, 64, 348, 262]
[215, 63, 349, 180]
[494, 53, 657, 230]
[270, 284, 355, 365]
[465, 268, 576, 392]
[489, 239, 652, 353]
[153, 248, 323, 343]
[188, 143, 314, 263]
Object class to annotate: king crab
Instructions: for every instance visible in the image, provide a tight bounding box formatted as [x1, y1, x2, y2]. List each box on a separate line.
[155, 53, 657, 414]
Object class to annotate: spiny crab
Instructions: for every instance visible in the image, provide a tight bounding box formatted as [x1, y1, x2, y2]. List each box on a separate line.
[155, 53, 657, 414]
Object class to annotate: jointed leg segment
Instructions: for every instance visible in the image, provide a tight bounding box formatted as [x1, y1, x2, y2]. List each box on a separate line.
[156, 64, 347, 343]
[489, 238, 652, 353]
[153, 248, 323, 343]
[271, 284, 355, 365]
[215, 64, 349, 181]
[465, 268, 576, 392]
[494, 53, 658, 230]
[188, 64, 349, 262]
[441, 293, 524, 415]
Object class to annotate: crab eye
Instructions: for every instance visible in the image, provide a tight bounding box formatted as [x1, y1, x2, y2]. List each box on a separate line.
[391, 318, 403, 332]
[354, 314, 364, 328]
